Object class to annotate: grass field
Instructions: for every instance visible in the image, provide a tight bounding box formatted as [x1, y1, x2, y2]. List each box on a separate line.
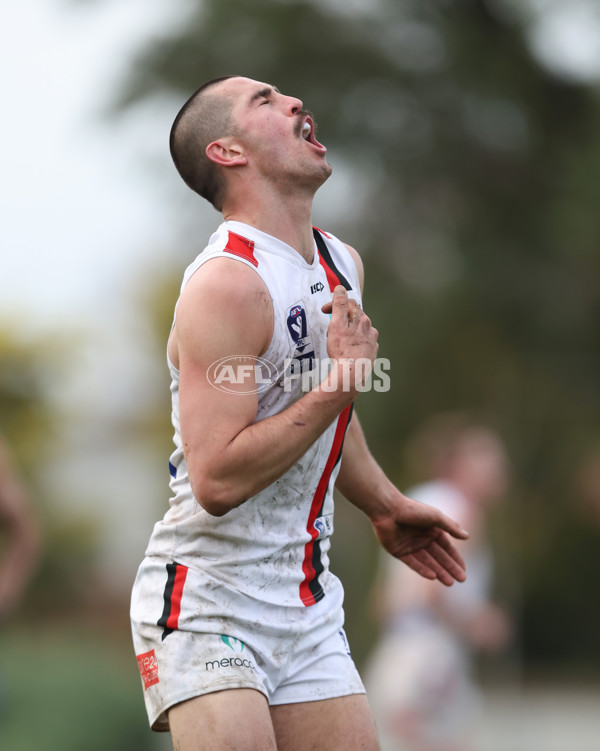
[0, 620, 169, 751]
[2, 619, 599, 751]
[478, 683, 600, 751]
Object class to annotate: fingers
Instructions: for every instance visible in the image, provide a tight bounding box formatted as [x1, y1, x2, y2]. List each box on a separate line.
[401, 553, 437, 582]
[321, 285, 348, 316]
[322, 287, 377, 370]
[435, 530, 467, 575]
[332, 284, 348, 306]
[429, 535, 467, 583]
[403, 551, 458, 587]
[402, 533, 467, 586]
[434, 512, 470, 541]
[322, 288, 367, 330]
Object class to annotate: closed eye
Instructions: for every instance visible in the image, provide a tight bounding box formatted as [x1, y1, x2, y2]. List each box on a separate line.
[251, 85, 279, 107]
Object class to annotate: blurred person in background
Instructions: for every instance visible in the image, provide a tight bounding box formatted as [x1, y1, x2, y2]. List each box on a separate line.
[0, 436, 40, 714]
[0, 437, 39, 623]
[365, 413, 512, 751]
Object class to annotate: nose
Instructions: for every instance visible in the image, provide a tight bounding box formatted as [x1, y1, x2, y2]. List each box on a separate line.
[284, 95, 303, 115]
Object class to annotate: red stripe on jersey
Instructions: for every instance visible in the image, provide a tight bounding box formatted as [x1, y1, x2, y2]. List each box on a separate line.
[224, 231, 258, 267]
[313, 226, 331, 239]
[165, 564, 188, 631]
[317, 252, 339, 292]
[299, 404, 353, 606]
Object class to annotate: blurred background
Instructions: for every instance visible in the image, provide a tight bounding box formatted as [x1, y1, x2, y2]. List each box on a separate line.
[1, 0, 599, 748]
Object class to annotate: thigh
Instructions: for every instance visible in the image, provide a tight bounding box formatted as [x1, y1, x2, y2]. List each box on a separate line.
[169, 688, 277, 751]
[270, 694, 379, 751]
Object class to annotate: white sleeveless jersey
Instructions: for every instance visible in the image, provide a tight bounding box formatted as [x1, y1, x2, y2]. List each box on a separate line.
[144, 220, 362, 609]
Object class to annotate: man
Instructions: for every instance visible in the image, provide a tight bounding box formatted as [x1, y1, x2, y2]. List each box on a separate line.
[131, 75, 469, 751]
[365, 414, 512, 751]
[0, 438, 39, 624]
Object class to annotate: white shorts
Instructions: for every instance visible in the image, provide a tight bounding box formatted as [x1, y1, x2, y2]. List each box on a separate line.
[130, 556, 366, 731]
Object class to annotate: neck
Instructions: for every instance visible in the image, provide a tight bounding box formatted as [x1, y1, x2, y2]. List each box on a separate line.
[222, 184, 317, 262]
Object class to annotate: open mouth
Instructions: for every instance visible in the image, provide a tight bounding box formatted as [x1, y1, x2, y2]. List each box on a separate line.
[299, 116, 326, 153]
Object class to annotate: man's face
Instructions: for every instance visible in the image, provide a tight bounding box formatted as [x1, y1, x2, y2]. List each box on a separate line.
[455, 430, 509, 504]
[218, 76, 332, 190]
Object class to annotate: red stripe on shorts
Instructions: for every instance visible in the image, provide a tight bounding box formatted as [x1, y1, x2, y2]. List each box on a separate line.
[165, 563, 188, 631]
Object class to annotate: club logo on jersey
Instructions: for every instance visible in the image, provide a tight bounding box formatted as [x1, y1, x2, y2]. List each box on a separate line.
[221, 635, 245, 653]
[286, 301, 316, 375]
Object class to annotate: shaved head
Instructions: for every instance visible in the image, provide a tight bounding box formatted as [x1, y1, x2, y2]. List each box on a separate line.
[169, 75, 241, 211]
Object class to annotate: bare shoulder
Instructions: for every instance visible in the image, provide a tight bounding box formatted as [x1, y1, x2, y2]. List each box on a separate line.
[343, 242, 365, 293]
[179, 257, 270, 313]
[171, 258, 273, 367]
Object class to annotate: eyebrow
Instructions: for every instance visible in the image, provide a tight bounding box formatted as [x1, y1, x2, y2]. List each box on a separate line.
[250, 85, 281, 103]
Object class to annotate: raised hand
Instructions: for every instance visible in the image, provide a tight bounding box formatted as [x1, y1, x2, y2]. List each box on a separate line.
[322, 286, 379, 393]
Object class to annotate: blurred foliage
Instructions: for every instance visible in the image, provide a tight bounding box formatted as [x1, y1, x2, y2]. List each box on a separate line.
[0, 322, 100, 618]
[28, 514, 101, 615]
[0, 625, 161, 751]
[0, 327, 59, 468]
[114, 0, 600, 670]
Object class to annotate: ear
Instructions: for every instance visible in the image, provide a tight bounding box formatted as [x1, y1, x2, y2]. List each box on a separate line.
[206, 137, 247, 168]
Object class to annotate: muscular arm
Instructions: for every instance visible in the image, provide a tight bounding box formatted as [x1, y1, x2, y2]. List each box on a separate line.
[171, 258, 377, 516]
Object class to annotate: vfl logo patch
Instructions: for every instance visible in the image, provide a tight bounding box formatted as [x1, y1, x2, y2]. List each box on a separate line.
[137, 649, 159, 690]
[286, 301, 316, 375]
[287, 303, 310, 351]
[314, 514, 333, 540]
